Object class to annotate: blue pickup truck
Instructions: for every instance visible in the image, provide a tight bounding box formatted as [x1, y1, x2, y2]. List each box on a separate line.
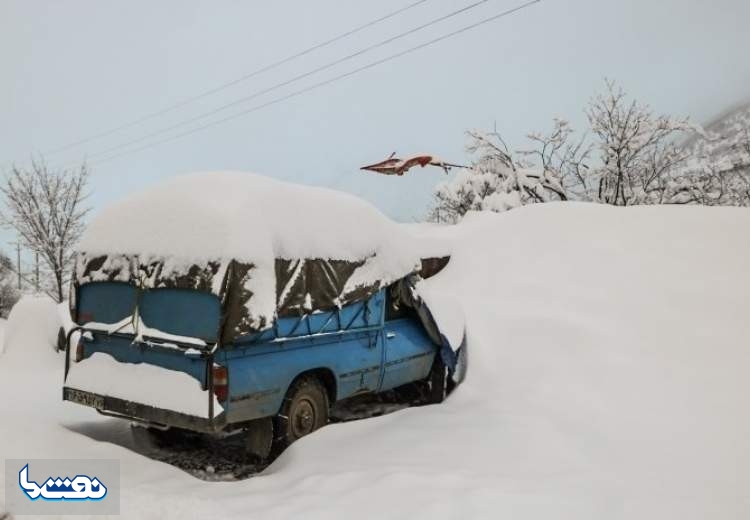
[63, 274, 453, 457]
[62, 172, 462, 458]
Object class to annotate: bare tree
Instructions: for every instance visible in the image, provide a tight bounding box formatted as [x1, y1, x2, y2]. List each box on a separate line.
[429, 80, 749, 223]
[1, 159, 90, 302]
[519, 118, 593, 200]
[586, 80, 693, 205]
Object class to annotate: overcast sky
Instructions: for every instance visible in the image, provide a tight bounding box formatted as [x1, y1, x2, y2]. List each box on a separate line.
[2, 0, 749, 232]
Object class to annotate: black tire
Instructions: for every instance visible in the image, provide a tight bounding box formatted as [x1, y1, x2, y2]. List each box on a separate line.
[274, 376, 329, 451]
[425, 353, 449, 404]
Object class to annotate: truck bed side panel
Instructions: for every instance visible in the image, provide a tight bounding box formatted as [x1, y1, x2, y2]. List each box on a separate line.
[220, 330, 382, 423]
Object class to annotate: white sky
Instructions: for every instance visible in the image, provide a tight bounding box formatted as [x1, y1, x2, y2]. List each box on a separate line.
[2, 0, 749, 228]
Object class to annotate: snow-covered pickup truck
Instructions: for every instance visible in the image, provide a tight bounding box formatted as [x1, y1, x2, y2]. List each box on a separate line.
[62, 172, 463, 457]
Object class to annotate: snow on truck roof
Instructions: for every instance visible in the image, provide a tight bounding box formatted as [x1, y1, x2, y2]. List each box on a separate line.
[79, 171, 416, 267]
[75, 172, 427, 341]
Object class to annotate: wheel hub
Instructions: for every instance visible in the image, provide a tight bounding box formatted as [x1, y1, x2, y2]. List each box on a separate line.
[291, 399, 316, 438]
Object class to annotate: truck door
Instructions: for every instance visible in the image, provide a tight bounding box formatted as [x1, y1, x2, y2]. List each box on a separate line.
[322, 294, 384, 397]
[380, 289, 436, 391]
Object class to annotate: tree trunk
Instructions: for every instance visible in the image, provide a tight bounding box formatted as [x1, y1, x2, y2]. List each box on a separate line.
[55, 269, 63, 303]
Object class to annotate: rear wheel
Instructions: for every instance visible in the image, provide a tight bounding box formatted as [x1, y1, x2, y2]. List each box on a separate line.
[273, 376, 329, 451]
[425, 353, 449, 404]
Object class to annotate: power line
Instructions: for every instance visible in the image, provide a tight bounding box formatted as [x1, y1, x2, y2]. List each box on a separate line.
[90, 0, 541, 166]
[43, 0, 431, 157]
[77, 0, 499, 163]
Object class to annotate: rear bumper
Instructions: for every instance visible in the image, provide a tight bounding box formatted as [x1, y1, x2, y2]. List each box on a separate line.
[63, 387, 227, 433]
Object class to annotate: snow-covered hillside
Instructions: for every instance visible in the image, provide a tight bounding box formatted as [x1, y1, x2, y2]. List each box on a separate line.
[686, 102, 750, 177]
[1, 203, 749, 519]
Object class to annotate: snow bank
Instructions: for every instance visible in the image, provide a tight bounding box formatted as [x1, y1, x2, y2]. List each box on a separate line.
[2, 202, 750, 519]
[1, 297, 60, 365]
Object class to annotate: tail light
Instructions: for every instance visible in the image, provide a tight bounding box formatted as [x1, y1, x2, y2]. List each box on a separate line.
[74, 337, 85, 362]
[212, 364, 228, 402]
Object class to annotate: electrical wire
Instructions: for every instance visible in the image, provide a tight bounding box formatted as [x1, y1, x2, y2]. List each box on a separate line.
[42, 0, 432, 156]
[90, 0, 542, 166]
[79, 0, 499, 162]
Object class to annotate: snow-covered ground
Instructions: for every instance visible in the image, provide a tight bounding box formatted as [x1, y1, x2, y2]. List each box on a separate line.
[1, 202, 749, 519]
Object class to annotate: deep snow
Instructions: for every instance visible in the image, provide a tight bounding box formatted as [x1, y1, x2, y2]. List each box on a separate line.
[2, 202, 750, 519]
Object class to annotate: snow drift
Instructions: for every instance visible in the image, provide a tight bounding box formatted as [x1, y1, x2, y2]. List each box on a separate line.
[2, 297, 60, 363]
[2, 202, 750, 519]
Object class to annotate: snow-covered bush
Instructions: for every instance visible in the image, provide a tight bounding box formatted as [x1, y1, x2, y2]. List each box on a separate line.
[562, 81, 750, 207]
[432, 80, 749, 221]
[668, 160, 750, 206]
[429, 130, 566, 223]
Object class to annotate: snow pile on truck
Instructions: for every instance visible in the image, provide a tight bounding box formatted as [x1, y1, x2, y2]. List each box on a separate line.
[65, 351, 221, 417]
[75, 171, 444, 343]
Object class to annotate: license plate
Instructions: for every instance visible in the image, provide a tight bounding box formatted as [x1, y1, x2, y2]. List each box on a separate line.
[64, 388, 104, 409]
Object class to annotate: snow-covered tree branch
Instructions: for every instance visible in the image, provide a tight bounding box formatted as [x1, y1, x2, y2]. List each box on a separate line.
[585, 79, 693, 205]
[519, 118, 593, 200]
[429, 128, 567, 223]
[679, 106, 750, 207]
[431, 80, 750, 223]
